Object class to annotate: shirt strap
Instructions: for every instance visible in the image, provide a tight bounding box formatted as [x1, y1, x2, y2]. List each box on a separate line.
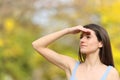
[101, 66, 113, 80]
[70, 62, 80, 80]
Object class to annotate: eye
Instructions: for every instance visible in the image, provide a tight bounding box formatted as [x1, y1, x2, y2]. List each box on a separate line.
[80, 36, 83, 39]
[86, 35, 91, 39]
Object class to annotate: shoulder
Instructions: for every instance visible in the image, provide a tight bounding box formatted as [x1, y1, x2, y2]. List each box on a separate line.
[68, 60, 79, 70]
[66, 60, 80, 73]
[65, 60, 79, 78]
[107, 66, 120, 80]
[110, 67, 119, 76]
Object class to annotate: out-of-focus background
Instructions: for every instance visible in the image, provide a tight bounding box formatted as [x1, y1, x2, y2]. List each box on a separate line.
[0, 0, 120, 80]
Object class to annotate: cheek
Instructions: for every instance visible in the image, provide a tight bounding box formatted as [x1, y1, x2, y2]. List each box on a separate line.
[89, 41, 100, 49]
[88, 42, 100, 53]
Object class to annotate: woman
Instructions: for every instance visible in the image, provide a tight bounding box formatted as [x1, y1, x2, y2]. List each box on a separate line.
[32, 24, 120, 80]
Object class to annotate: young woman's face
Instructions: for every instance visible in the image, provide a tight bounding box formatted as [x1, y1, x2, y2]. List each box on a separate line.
[80, 29, 102, 54]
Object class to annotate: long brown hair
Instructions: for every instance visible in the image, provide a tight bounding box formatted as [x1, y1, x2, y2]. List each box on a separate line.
[79, 24, 114, 67]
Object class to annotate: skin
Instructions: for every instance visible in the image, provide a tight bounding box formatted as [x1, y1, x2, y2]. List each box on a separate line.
[32, 25, 120, 80]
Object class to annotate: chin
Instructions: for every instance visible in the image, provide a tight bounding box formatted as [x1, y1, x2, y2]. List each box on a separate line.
[80, 49, 89, 54]
[80, 50, 87, 54]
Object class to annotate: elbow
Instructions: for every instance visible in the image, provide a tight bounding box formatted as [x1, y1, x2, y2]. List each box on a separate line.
[32, 41, 38, 49]
[32, 41, 45, 50]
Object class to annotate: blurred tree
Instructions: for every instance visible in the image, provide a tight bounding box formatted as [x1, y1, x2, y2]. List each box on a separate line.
[0, 0, 120, 80]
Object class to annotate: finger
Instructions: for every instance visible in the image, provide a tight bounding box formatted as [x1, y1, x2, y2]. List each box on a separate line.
[79, 27, 87, 32]
[80, 28, 91, 34]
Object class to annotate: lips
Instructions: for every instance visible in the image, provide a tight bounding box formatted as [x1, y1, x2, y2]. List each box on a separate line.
[80, 44, 87, 47]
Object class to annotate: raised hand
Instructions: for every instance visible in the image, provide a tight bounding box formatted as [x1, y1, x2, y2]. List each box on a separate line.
[68, 25, 91, 34]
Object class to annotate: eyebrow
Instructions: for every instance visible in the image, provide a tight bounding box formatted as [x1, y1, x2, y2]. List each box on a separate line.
[81, 32, 91, 36]
[81, 31, 93, 38]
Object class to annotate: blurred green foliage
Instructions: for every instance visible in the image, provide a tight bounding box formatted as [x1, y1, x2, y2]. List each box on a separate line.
[0, 0, 120, 80]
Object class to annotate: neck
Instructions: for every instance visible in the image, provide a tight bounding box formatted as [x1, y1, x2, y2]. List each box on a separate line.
[84, 51, 102, 70]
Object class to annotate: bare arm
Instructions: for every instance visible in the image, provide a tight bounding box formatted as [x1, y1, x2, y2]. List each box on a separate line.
[32, 26, 90, 71]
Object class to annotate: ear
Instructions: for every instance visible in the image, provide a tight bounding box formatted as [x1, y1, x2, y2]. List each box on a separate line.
[98, 41, 103, 48]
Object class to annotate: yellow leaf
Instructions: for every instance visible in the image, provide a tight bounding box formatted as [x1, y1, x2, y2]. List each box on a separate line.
[100, 1, 120, 23]
[3, 44, 23, 58]
[4, 18, 15, 33]
[0, 39, 4, 47]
